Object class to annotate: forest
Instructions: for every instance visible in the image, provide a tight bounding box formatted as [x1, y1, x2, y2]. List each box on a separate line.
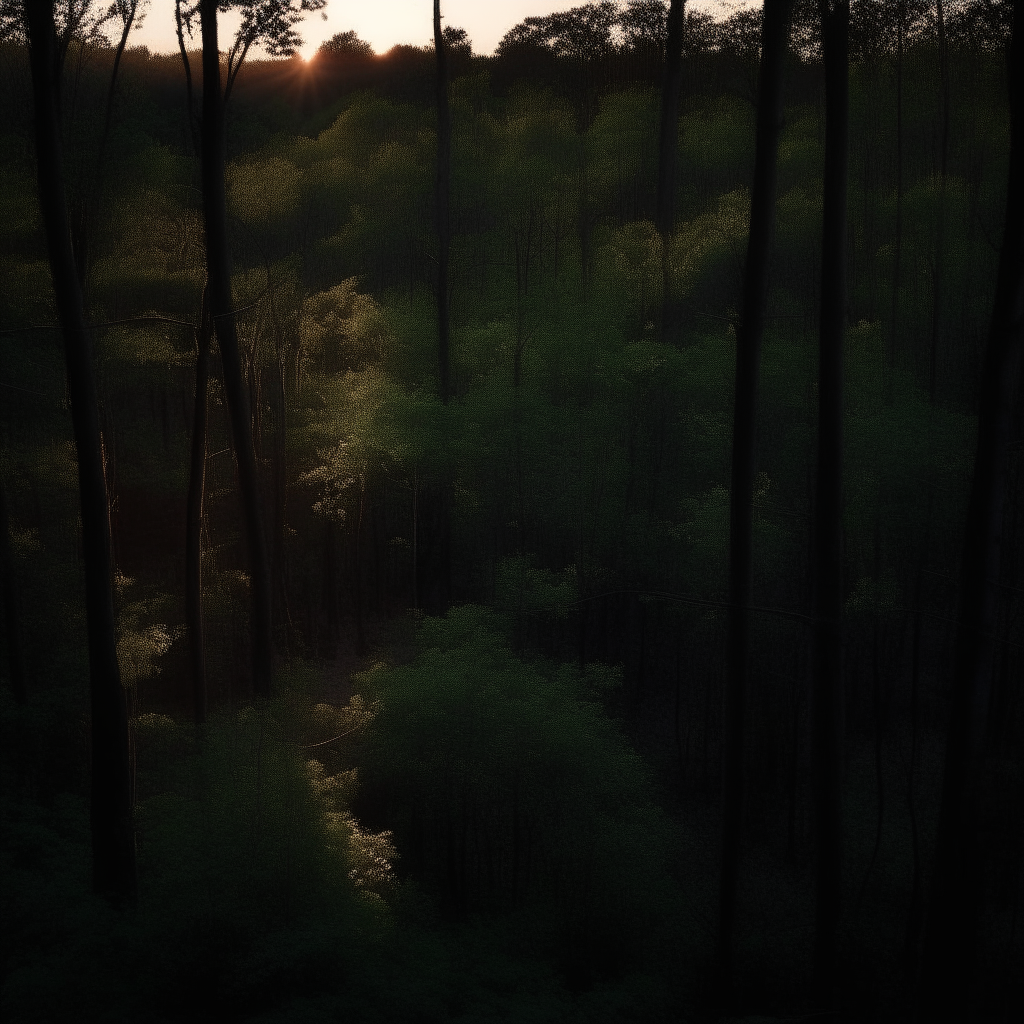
[0, 0, 1021, 1021]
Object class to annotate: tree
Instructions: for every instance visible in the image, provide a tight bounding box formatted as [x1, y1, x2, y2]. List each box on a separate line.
[223, 0, 327, 102]
[195, 0, 322, 697]
[428, 0, 452, 614]
[496, 2, 619, 129]
[718, 0, 793, 1003]
[916, 0, 1024, 1017]
[97, 2, 149, 168]
[434, 0, 451, 406]
[656, 0, 684, 344]
[929, 0, 951, 397]
[316, 28, 373, 61]
[25, 0, 136, 904]
[812, 0, 849, 1009]
[73, 1, 150, 287]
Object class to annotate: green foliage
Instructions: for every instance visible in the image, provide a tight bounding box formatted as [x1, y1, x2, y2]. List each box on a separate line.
[355, 606, 681, 988]
[1, 27, 1015, 1023]
[229, 156, 303, 224]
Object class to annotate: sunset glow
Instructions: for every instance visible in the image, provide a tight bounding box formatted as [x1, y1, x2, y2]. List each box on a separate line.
[122, 0, 751, 59]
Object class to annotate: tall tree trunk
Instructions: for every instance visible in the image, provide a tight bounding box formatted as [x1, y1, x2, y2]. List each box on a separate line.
[718, 0, 793, 1002]
[434, 0, 451, 405]
[185, 286, 210, 725]
[175, 0, 200, 154]
[432, 0, 453, 613]
[812, 0, 849, 1008]
[889, 3, 905, 372]
[199, 0, 273, 697]
[657, 0, 685, 345]
[0, 474, 27, 705]
[929, 0, 951, 398]
[916, 4, 1024, 1017]
[26, 0, 136, 905]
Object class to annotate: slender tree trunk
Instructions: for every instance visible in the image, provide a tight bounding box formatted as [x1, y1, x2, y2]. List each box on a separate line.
[175, 0, 200, 154]
[657, 0, 685, 345]
[0, 474, 27, 704]
[916, 5, 1024, 1018]
[812, 0, 849, 1008]
[26, 0, 136, 905]
[432, 0, 453, 614]
[434, 0, 451, 405]
[889, 4, 905, 372]
[929, 0, 951, 398]
[718, 0, 793, 1002]
[185, 286, 210, 725]
[199, 0, 273, 697]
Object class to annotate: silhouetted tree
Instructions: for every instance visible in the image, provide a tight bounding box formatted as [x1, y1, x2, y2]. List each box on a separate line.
[316, 28, 373, 61]
[916, 0, 1024, 1017]
[434, 0, 451, 406]
[196, 0, 322, 698]
[812, 0, 849, 1009]
[719, 0, 793, 1002]
[656, 0, 684, 344]
[25, 0, 135, 905]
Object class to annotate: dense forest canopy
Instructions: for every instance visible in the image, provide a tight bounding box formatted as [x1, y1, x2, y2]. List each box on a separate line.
[0, 1, 1021, 1022]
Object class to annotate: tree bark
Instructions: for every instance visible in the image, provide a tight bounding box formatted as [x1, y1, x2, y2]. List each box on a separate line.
[26, 0, 136, 905]
[916, 3, 1024, 1017]
[432, 0, 453, 613]
[657, 0, 685, 345]
[929, 0, 950, 398]
[888, 2, 905, 373]
[185, 285, 210, 725]
[812, 0, 849, 1008]
[718, 0, 793, 1002]
[435, 0, 451, 406]
[199, 0, 273, 697]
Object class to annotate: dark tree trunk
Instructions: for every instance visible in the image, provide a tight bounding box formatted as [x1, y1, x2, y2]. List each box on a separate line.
[657, 0, 685, 345]
[916, 4, 1024, 1017]
[432, 0, 453, 614]
[718, 0, 793, 1001]
[888, 3, 905, 370]
[26, 0, 136, 905]
[929, 0, 950, 398]
[434, 0, 451, 405]
[656, 3, 684, 240]
[185, 286, 211, 725]
[199, 0, 273, 697]
[0, 474, 27, 705]
[174, 0, 200, 154]
[812, 0, 849, 1009]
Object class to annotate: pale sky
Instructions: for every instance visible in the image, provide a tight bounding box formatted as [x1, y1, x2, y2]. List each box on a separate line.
[126, 1, 757, 61]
